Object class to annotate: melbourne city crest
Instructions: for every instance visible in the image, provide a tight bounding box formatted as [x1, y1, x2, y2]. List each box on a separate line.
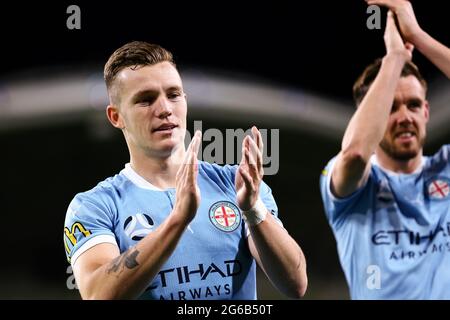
[209, 201, 241, 232]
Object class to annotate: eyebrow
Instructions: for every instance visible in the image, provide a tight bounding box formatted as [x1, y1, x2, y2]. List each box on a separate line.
[130, 89, 157, 102]
[130, 86, 183, 102]
[393, 96, 423, 105]
[407, 97, 423, 104]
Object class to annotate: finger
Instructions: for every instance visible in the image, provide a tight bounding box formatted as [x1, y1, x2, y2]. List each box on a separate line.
[251, 126, 263, 153]
[188, 131, 201, 181]
[366, 0, 393, 8]
[178, 141, 193, 181]
[191, 131, 202, 161]
[386, 10, 395, 30]
[176, 163, 184, 181]
[238, 136, 246, 165]
[247, 146, 263, 178]
[193, 131, 201, 174]
[253, 127, 264, 176]
[257, 127, 264, 154]
[193, 131, 201, 173]
[178, 138, 193, 179]
[247, 136, 262, 171]
[185, 146, 197, 184]
[253, 127, 264, 169]
[239, 166, 254, 192]
[180, 131, 199, 183]
[385, 10, 400, 40]
[246, 147, 259, 179]
[187, 131, 202, 164]
[243, 136, 250, 165]
[187, 149, 197, 182]
[251, 126, 259, 148]
[183, 134, 196, 164]
[405, 42, 414, 54]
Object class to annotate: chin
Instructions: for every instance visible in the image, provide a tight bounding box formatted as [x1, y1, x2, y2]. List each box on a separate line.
[392, 148, 419, 161]
[380, 140, 420, 161]
[161, 140, 183, 155]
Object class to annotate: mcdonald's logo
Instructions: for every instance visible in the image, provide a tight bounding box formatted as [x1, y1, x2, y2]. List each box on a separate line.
[64, 222, 91, 259]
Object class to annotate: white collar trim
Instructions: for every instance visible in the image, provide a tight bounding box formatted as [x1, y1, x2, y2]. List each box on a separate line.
[370, 154, 426, 176]
[121, 163, 164, 191]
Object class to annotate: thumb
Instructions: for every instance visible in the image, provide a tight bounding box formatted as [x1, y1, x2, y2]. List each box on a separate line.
[405, 42, 414, 54]
[191, 131, 202, 160]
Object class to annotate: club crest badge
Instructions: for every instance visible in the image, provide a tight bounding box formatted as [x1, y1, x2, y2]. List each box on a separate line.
[427, 178, 450, 200]
[209, 201, 241, 232]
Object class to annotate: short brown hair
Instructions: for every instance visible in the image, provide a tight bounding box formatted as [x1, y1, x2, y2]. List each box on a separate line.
[352, 58, 427, 107]
[104, 41, 174, 103]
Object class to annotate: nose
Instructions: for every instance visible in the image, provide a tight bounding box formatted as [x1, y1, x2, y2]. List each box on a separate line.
[395, 104, 413, 126]
[155, 96, 172, 119]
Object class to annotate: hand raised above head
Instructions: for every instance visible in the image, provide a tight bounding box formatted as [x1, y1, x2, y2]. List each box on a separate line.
[384, 10, 414, 61]
[366, 0, 422, 44]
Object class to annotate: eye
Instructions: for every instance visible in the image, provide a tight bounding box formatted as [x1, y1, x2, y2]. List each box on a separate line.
[408, 100, 422, 110]
[137, 100, 150, 106]
[390, 103, 398, 114]
[167, 91, 183, 100]
[136, 97, 156, 106]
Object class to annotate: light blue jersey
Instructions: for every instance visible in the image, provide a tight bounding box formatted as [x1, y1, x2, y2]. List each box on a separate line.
[320, 145, 450, 299]
[64, 161, 280, 300]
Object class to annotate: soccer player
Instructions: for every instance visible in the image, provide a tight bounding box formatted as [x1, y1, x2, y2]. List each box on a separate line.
[320, 5, 450, 299]
[63, 41, 307, 300]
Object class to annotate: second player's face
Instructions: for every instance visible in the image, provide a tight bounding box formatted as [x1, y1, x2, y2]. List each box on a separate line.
[117, 62, 187, 158]
[379, 75, 429, 161]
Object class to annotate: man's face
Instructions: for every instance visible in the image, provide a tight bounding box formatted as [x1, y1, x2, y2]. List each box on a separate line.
[115, 61, 187, 158]
[379, 75, 429, 161]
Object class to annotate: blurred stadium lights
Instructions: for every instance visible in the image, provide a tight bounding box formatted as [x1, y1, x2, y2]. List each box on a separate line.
[0, 67, 448, 142]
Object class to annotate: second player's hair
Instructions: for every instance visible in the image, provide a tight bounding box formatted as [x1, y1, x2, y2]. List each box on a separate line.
[353, 58, 427, 107]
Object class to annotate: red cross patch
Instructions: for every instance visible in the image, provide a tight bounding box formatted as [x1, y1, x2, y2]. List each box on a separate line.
[209, 201, 241, 232]
[427, 179, 450, 200]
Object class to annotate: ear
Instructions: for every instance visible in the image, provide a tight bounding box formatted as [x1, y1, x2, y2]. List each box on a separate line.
[106, 105, 125, 129]
[424, 100, 430, 123]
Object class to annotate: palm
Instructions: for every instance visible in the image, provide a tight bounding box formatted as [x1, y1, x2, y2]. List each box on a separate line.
[235, 127, 264, 211]
[384, 11, 413, 60]
[235, 163, 255, 210]
[174, 131, 202, 222]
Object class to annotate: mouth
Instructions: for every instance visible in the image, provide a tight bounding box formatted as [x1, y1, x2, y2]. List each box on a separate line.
[152, 123, 178, 133]
[394, 130, 416, 142]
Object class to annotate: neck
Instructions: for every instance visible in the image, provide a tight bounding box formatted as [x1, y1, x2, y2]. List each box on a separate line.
[375, 148, 423, 174]
[129, 145, 186, 189]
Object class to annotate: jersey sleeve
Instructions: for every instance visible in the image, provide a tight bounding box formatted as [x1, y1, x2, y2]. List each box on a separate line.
[319, 156, 372, 228]
[431, 144, 450, 166]
[63, 190, 118, 265]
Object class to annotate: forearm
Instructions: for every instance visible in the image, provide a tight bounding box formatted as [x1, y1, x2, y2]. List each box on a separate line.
[84, 212, 189, 299]
[249, 214, 307, 298]
[342, 52, 407, 158]
[412, 30, 450, 79]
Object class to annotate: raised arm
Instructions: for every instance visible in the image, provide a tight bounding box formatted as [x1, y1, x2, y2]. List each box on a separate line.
[237, 127, 307, 299]
[367, 0, 450, 78]
[332, 11, 413, 197]
[72, 132, 202, 299]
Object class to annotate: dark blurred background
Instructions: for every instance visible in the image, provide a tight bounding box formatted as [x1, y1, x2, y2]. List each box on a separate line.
[0, 1, 449, 299]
